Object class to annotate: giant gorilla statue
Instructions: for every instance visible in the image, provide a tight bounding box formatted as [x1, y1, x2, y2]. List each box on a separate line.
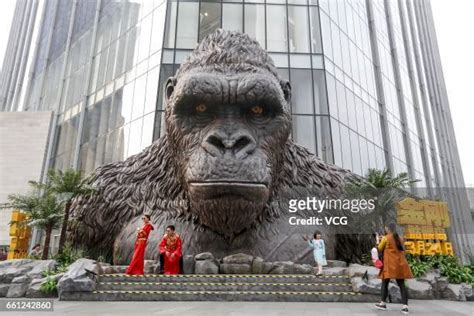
[69, 30, 351, 264]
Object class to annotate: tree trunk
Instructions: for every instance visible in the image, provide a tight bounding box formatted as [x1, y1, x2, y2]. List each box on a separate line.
[42, 225, 53, 260]
[58, 200, 71, 254]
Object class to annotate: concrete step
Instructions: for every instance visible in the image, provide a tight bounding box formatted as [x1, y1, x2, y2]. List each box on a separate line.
[61, 290, 379, 302]
[96, 281, 353, 292]
[98, 274, 351, 284]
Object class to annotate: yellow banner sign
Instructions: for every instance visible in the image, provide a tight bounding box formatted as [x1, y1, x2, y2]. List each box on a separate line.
[396, 198, 453, 256]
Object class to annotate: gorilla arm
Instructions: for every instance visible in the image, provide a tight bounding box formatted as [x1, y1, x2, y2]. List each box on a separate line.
[68, 137, 184, 259]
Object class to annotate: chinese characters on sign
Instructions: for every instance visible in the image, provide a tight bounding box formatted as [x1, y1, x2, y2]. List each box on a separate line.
[8, 210, 30, 259]
[396, 198, 454, 256]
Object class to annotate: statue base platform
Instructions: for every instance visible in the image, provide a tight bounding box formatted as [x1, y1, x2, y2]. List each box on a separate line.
[60, 273, 379, 302]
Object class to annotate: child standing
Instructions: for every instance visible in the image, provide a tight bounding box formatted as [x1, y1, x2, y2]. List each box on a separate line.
[304, 231, 327, 276]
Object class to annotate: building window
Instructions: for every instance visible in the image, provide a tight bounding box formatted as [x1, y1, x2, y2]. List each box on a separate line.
[292, 115, 316, 154]
[222, 4, 243, 32]
[290, 69, 314, 114]
[288, 6, 310, 53]
[244, 4, 265, 48]
[313, 70, 328, 115]
[266, 5, 287, 52]
[176, 1, 199, 48]
[164, 0, 178, 48]
[199, 1, 222, 42]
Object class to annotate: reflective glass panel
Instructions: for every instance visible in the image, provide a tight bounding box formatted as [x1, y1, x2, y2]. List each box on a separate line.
[199, 2, 222, 41]
[288, 6, 310, 53]
[266, 5, 288, 52]
[290, 69, 314, 114]
[176, 1, 199, 48]
[244, 4, 265, 48]
[222, 4, 243, 32]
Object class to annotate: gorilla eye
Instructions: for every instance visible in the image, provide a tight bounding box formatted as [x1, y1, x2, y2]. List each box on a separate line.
[196, 103, 207, 113]
[250, 105, 264, 115]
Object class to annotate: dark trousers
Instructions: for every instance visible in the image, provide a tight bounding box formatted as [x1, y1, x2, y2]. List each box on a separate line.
[381, 278, 408, 305]
[159, 253, 183, 273]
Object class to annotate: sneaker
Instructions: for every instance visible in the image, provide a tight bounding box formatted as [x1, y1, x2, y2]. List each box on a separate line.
[375, 303, 387, 311]
[401, 306, 409, 314]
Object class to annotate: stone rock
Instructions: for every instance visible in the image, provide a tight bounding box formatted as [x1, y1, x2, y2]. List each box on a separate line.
[348, 264, 379, 279]
[102, 266, 119, 274]
[182, 255, 194, 274]
[442, 283, 468, 301]
[220, 263, 251, 274]
[26, 260, 56, 278]
[0, 260, 56, 284]
[5, 275, 33, 298]
[53, 273, 64, 282]
[57, 259, 102, 297]
[460, 283, 472, 301]
[0, 284, 10, 297]
[324, 267, 348, 276]
[418, 270, 440, 285]
[222, 253, 253, 265]
[262, 262, 274, 274]
[6, 282, 29, 298]
[387, 282, 402, 303]
[251, 257, 264, 274]
[351, 276, 381, 295]
[294, 264, 313, 274]
[109, 266, 127, 274]
[25, 275, 62, 298]
[269, 261, 294, 274]
[465, 283, 474, 301]
[194, 260, 219, 274]
[144, 260, 159, 274]
[351, 277, 401, 302]
[326, 260, 347, 268]
[12, 275, 32, 284]
[194, 252, 214, 261]
[0, 259, 34, 269]
[435, 276, 449, 292]
[406, 279, 433, 299]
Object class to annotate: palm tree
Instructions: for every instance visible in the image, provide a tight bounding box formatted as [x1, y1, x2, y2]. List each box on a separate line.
[8, 189, 64, 260]
[346, 169, 416, 228]
[335, 169, 417, 263]
[35, 169, 95, 254]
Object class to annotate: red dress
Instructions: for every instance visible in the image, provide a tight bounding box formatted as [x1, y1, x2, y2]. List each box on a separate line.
[159, 233, 182, 275]
[126, 223, 154, 275]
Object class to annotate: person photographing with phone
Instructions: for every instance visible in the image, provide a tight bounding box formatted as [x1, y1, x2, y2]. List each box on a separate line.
[374, 223, 413, 314]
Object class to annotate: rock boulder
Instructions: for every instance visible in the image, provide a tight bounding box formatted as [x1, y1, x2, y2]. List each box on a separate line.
[57, 259, 102, 298]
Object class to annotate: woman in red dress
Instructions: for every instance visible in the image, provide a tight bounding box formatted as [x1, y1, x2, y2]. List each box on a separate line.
[159, 225, 182, 275]
[126, 214, 154, 275]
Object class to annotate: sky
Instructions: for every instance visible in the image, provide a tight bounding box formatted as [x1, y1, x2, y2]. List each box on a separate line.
[0, 0, 472, 185]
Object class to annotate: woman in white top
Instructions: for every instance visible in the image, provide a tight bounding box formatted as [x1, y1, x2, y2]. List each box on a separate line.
[304, 231, 327, 276]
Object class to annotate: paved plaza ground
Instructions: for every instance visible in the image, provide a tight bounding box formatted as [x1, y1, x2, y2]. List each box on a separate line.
[1, 299, 473, 316]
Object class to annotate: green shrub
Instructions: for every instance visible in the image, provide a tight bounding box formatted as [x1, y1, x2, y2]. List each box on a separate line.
[41, 269, 57, 278]
[40, 277, 57, 295]
[407, 254, 474, 284]
[53, 242, 83, 267]
[407, 255, 431, 277]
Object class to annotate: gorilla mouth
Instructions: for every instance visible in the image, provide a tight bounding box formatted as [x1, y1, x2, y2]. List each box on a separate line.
[188, 181, 269, 201]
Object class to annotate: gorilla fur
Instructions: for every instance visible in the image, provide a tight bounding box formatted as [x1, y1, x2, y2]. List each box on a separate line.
[68, 30, 351, 264]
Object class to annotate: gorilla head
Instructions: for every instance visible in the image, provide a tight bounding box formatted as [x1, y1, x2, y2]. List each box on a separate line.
[163, 30, 292, 236]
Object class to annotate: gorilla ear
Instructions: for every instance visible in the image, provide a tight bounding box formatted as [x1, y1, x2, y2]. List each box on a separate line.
[280, 80, 291, 103]
[165, 77, 177, 102]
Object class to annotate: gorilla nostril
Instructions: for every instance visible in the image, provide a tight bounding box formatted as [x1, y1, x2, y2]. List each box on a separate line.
[203, 132, 256, 157]
[206, 134, 226, 152]
[233, 136, 252, 154]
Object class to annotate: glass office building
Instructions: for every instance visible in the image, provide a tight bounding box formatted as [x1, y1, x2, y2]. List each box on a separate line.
[1, 0, 472, 258]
